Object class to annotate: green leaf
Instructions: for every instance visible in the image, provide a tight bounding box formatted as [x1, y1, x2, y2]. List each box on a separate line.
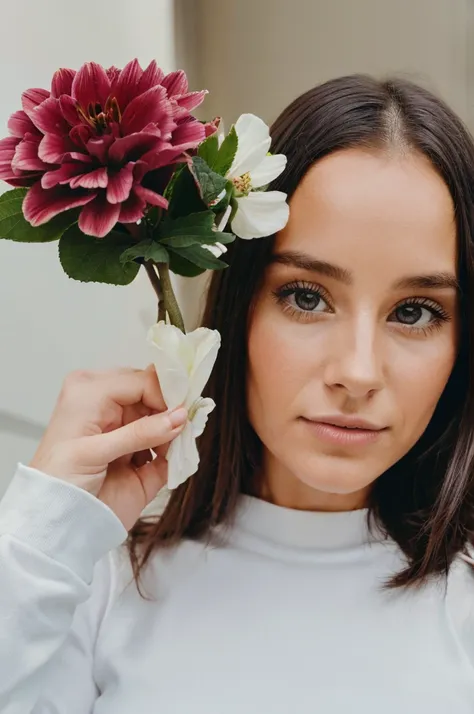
[198, 134, 219, 168]
[156, 211, 236, 249]
[213, 126, 238, 176]
[159, 210, 214, 238]
[167, 165, 208, 219]
[168, 251, 206, 278]
[211, 180, 234, 215]
[0, 189, 78, 243]
[59, 225, 139, 285]
[120, 240, 169, 265]
[169, 243, 227, 272]
[212, 230, 235, 245]
[163, 164, 186, 202]
[190, 157, 228, 206]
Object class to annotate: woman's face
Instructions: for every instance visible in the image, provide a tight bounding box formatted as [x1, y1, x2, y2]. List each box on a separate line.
[247, 148, 459, 510]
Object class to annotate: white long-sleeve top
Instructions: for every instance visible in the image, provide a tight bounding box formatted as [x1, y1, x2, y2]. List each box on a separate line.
[1, 463, 474, 713]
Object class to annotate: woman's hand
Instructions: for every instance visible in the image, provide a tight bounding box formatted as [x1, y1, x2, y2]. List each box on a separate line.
[30, 366, 187, 530]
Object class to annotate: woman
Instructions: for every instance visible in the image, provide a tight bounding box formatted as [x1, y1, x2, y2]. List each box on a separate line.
[1, 74, 474, 713]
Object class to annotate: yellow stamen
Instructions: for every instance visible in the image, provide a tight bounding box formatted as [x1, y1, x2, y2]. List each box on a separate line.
[232, 172, 252, 196]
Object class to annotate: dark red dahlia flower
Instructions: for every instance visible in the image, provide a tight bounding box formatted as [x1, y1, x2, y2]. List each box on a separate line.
[0, 60, 209, 237]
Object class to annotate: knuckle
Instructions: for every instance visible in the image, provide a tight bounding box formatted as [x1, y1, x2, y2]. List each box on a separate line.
[65, 369, 94, 386]
[60, 370, 94, 399]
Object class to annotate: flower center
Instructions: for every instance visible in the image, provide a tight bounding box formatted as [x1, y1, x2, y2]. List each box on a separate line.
[77, 96, 121, 135]
[232, 172, 252, 196]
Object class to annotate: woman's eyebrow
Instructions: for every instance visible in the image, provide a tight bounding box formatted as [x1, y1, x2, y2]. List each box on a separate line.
[270, 251, 352, 283]
[394, 273, 460, 292]
[271, 250, 460, 292]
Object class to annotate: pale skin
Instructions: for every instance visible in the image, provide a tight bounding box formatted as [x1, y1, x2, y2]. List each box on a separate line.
[248, 147, 459, 511]
[32, 147, 459, 527]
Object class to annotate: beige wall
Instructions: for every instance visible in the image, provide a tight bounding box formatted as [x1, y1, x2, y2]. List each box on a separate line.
[183, 0, 471, 128]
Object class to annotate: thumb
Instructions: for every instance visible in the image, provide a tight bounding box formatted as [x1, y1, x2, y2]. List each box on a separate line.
[82, 407, 188, 466]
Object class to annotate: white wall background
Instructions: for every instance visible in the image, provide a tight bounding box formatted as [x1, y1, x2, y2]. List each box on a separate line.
[0, 0, 178, 495]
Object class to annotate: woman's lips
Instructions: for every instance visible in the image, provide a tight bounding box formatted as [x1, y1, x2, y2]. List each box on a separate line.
[302, 418, 387, 446]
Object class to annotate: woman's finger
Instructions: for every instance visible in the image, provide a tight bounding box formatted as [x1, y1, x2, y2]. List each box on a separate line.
[80, 407, 188, 465]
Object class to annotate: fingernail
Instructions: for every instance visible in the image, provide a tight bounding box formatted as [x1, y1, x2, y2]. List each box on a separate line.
[169, 407, 188, 428]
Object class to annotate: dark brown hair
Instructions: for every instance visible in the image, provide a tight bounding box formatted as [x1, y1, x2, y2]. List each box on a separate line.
[129, 74, 474, 589]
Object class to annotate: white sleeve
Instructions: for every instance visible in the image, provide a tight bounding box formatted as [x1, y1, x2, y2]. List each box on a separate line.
[0, 464, 128, 714]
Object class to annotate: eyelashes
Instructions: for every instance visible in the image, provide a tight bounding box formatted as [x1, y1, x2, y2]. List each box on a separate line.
[272, 280, 452, 333]
[273, 280, 332, 318]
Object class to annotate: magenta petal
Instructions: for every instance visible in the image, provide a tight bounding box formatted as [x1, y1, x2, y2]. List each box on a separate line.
[8, 110, 40, 139]
[86, 135, 114, 163]
[72, 62, 111, 110]
[12, 134, 48, 172]
[59, 95, 80, 126]
[118, 191, 147, 223]
[0, 136, 19, 162]
[138, 146, 186, 174]
[204, 116, 221, 137]
[134, 185, 168, 209]
[138, 61, 165, 93]
[111, 59, 143, 109]
[23, 183, 97, 226]
[21, 88, 50, 119]
[69, 124, 93, 148]
[162, 70, 188, 98]
[64, 151, 93, 162]
[176, 90, 208, 112]
[106, 66, 120, 84]
[69, 167, 108, 190]
[78, 193, 121, 237]
[29, 97, 70, 135]
[41, 163, 85, 189]
[108, 132, 161, 163]
[172, 119, 206, 151]
[106, 163, 134, 203]
[120, 85, 170, 134]
[51, 68, 76, 98]
[145, 108, 176, 141]
[38, 133, 75, 163]
[0, 137, 20, 180]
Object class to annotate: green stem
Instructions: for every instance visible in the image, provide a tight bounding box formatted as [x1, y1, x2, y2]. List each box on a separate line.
[144, 261, 166, 322]
[156, 262, 185, 332]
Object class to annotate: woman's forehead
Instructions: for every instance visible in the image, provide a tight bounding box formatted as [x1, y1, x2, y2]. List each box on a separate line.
[274, 147, 457, 279]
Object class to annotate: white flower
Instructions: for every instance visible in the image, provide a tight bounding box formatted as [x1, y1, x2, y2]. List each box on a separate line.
[204, 241, 227, 258]
[148, 322, 221, 489]
[226, 113, 289, 239]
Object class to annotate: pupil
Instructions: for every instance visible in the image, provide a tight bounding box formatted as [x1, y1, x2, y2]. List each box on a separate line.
[396, 305, 422, 324]
[295, 290, 319, 311]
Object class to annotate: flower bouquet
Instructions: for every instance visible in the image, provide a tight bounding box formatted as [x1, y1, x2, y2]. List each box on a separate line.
[0, 59, 289, 489]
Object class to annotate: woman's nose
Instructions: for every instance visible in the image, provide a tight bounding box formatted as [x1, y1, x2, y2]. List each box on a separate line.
[323, 314, 384, 399]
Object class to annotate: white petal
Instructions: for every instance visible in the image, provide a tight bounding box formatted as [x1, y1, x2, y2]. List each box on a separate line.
[186, 328, 221, 405]
[250, 153, 287, 188]
[191, 397, 216, 438]
[216, 204, 232, 232]
[231, 191, 290, 239]
[166, 424, 200, 489]
[228, 139, 271, 181]
[147, 322, 190, 408]
[204, 242, 227, 258]
[228, 114, 272, 179]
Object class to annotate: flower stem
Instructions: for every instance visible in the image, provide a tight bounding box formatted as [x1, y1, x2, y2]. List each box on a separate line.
[144, 262, 166, 322]
[156, 262, 185, 332]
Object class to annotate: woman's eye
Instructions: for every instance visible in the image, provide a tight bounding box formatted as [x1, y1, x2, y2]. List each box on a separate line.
[288, 289, 328, 312]
[389, 304, 437, 327]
